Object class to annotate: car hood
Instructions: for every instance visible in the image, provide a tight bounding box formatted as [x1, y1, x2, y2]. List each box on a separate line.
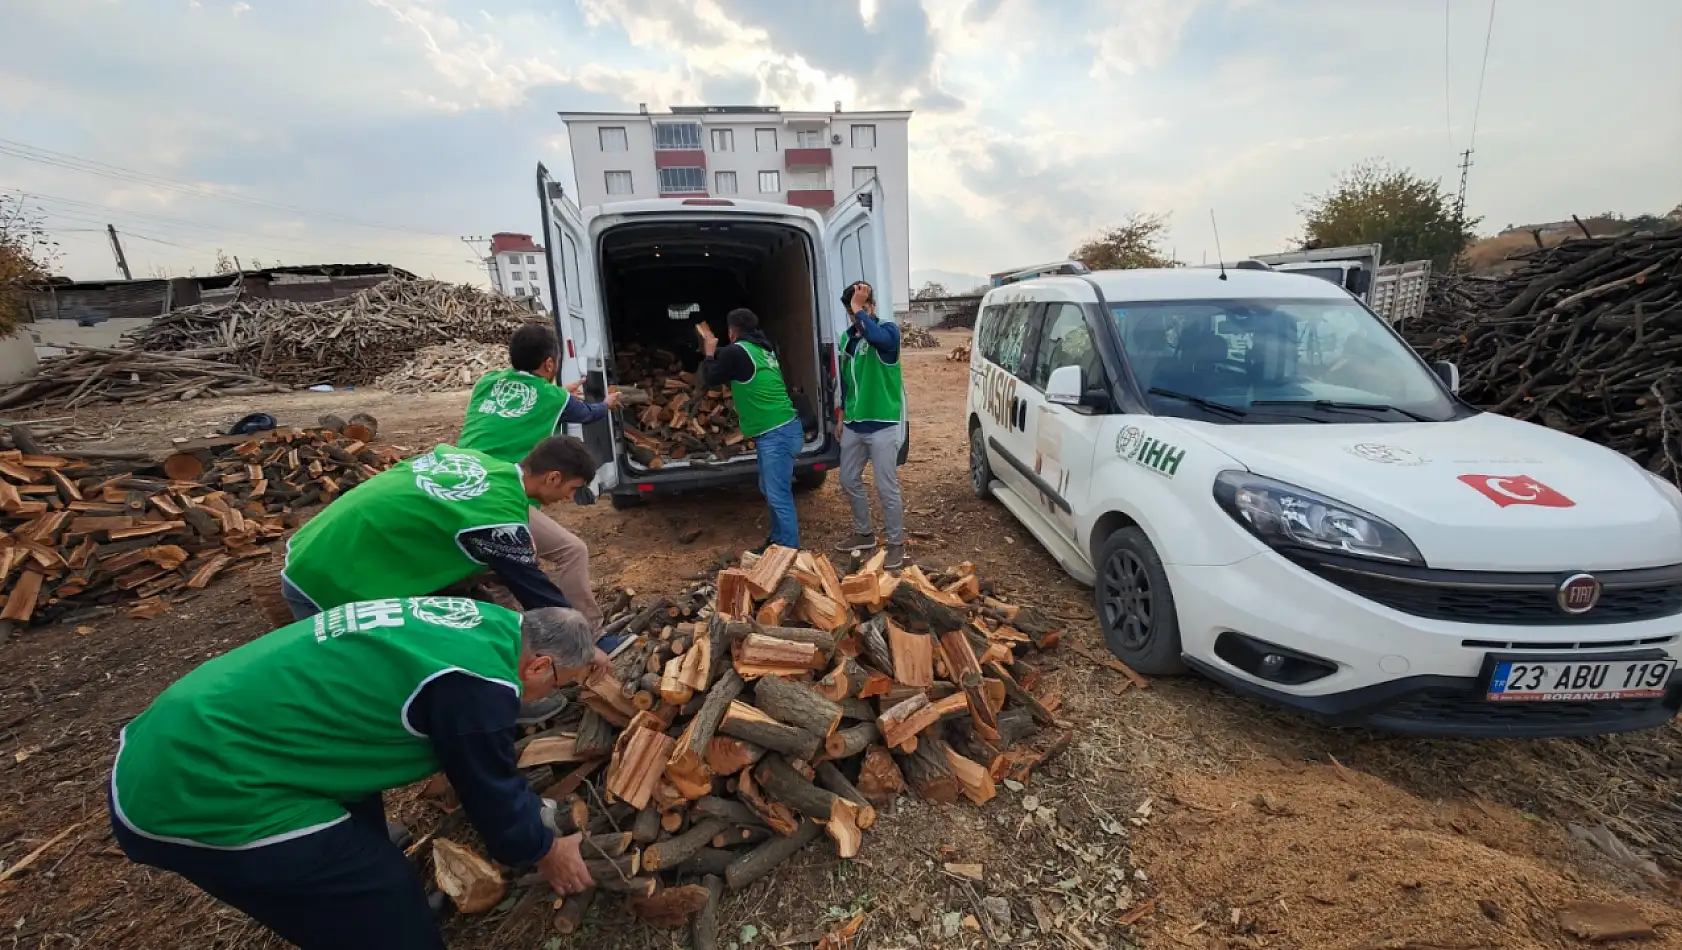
[1167, 413, 1682, 571]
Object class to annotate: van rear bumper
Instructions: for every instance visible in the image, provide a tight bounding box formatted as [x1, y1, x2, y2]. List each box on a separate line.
[611, 447, 841, 498]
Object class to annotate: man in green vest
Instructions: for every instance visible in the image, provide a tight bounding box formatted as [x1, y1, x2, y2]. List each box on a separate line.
[699, 307, 803, 549]
[459, 324, 622, 635]
[832, 281, 908, 569]
[280, 436, 596, 624]
[110, 599, 604, 950]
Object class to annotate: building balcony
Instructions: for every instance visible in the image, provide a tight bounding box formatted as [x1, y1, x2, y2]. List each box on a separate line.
[784, 147, 832, 167]
[786, 189, 835, 209]
[654, 149, 707, 169]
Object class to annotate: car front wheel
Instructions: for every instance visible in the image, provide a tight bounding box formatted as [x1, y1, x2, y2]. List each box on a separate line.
[1095, 527, 1186, 675]
[968, 424, 993, 500]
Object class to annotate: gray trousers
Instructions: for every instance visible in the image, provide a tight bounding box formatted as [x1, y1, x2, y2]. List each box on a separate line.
[839, 424, 905, 545]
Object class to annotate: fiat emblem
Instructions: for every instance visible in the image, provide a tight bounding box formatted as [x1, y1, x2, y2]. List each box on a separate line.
[1557, 573, 1602, 615]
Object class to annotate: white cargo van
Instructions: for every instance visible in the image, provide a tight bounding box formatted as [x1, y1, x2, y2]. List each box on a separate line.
[535, 164, 908, 508]
[965, 266, 1682, 738]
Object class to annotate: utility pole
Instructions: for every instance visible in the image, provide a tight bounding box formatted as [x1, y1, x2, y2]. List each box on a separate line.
[460, 235, 495, 289]
[1450, 148, 1474, 274]
[106, 224, 133, 280]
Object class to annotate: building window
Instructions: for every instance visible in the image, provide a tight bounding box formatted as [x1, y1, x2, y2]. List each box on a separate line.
[788, 169, 827, 190]
[658, 167, 706, 193]
[794, 128, 824, 148]
[605, 171, 634, 195]
[599, 127, 628, 152]
[852, 166, 877, 189]
[710, 128, 734, 152]
[514, 287, 527, 297]
[715, 171, 738, 195]
[525, 254, 536, 264]
[654, 122, 702, 149]
[528, 272, 539, 281]
[851, 124, 876, 149]
[758, 171, 781, 193]
[755, 128, 777, 152]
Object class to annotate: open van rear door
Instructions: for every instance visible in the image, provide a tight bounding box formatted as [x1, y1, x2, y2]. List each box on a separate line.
[535, 163, 617, 492]
[822, 179, 909, 459]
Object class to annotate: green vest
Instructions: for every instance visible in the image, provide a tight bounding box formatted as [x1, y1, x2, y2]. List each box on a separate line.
[459, 369, 571, 465]
[842, 335, 905, 425]
[284, 445, 533, 612]
[732, 341, 797, 439]
[113, 598, 523, 848]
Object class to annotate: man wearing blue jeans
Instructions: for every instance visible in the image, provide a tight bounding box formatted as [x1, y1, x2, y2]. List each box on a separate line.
[700, 308, 802, 550]
[832, 281, 907, 569]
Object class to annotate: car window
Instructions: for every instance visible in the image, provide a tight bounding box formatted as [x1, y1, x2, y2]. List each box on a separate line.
[1027, 303, 1100, 391]
[981, 302, 1033, 376]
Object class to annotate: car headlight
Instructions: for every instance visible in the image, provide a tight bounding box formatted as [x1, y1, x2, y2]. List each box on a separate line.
[1214, 471, 1424, 565]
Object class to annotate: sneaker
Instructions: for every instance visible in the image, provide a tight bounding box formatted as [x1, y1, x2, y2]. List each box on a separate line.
[834, 533, 877, 554]
[882, 543, 907, 570]
[386, 820, 414, 849]
[597, 632, 636, 659]
[516, 693, 569, 726]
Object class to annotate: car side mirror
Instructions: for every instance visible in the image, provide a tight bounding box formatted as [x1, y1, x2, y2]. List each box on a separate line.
[1046, 365, 1082, 406]
[1433, 360, 1460, 394]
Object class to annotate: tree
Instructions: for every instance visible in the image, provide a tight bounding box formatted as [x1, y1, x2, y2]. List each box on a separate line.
[213, 249, 236, 275]
[0, 193, 58, 335]
[1298, 161, 1478, 270]
[911, 281, 949, 300]
[1070, 213, 1177, 270]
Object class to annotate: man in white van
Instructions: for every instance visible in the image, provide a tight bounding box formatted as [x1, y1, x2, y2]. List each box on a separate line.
[833, 281, 907, 569]
[698, 308, 803, 550]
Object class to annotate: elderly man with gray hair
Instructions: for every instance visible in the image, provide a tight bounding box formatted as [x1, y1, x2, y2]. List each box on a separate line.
[108, 598, 607, 950]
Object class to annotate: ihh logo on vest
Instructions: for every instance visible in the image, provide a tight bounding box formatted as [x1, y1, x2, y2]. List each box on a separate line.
[407, 597, 486, 629]
[478, 378, 538, 419]
[413, 452, 491, 502]
[1115, 425, 1186, 478]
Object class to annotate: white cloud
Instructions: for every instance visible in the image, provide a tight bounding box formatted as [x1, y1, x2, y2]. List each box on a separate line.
[1088, 0, 1200, 79]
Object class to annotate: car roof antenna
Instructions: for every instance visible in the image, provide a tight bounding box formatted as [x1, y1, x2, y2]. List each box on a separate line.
[1209, 210, 1228, 280]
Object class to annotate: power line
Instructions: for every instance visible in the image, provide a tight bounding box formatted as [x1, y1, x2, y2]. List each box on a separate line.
[1468, 0, 1497, 151]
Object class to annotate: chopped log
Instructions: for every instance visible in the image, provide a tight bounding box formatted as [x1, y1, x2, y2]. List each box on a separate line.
[704, 736, 766, 775]
[574, 709, 617, 760]
[184, 553, 233, 589]
[856, 745, 905, 807]
[723, 621, 837, 654]
[987, 661, 1057, 725]
[753, 674, 844, 737]
[692, 874, 725, 950]
[897, 737, 961, 804]
[797, 587, 851, 632]
[814, 761, 877, 830]
[580, 831, 634, 859]
[817, 656, 890, 702]
[666, 667, 743, 798]
[678, 848, 738, 878]
[715, 569, 754, 620]
[692, 795, 765, 828]
[712, 825, 772, 848]
[996, 706, 1037, 746]
[631, 807, 663, 845]
[628, 883, 713, 928]
[661, 810, 687, 835]
[855, 613, 893, 673]
[754, 575, 804, 626]
[940, 630, 1000, 742]
[888, 622, 934, 687]
[541, 760, 602, 803]
[876, 693, 941, 750]
[744, 544, 798, 599]
[725, 819, 822, 892]
[432, 838, 506, 914]
[659, 653, 696, 706]
[162, 452, 207, 482]
[810, 554, 847, 606]
[718, 701, 821, 760]
[552, 887, 596, 935]
[605, 717, 677, 810]
[944, 746, 997, 804]
[736, 766, 800, 837]
[642, 819, 728, 872]
[838, 697, 875, 722]
[823, 721, 880, 761]
[517, 735, 586, 769]
[753, 755, 863, 858]
[890, 580, 966, 633]
[1, 571, 44, 622]
[734, 633, 824, 678]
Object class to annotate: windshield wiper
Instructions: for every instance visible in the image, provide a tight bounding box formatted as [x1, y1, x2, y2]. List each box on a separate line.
[1250, 399, 1431, 422]
[1148, 387, 1247, 417]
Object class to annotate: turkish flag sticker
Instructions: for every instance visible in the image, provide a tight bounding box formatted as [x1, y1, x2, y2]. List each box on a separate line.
[1457, 474, 1576, 508]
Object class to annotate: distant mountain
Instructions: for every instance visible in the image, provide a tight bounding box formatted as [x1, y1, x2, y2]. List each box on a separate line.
[910, 269, 989, 297]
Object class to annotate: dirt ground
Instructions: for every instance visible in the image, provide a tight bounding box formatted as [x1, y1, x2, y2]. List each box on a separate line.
[2, 331, 1681, 949]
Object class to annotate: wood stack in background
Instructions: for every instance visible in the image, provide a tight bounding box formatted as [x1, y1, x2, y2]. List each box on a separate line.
[422, 546, 1075, 942]
[613, 344, 747, 470]
[376, 342, 509, 394]
[901, 325, 939, 348]
[0, 346, 290, 411]
[0, 426, 406, 627]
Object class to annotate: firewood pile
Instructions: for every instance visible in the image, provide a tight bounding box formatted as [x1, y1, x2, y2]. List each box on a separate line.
[901, 325, 939, 348]
[614, 344, 746, 469]
[0, 425, 405, 628]
[123, 278, 544, 387]
[1401, 230, 1682, 481]
[947, 340, 972, 362]
[376, 342, 508, 394]
[0, 345, 290, 410]
[424, 545, 1075, 941]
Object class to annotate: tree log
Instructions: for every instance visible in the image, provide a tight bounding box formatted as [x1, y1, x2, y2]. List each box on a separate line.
[704, 736, 766, 775]
[717, 701, 821, 760]
[737, 766, 800, 836]
[754, 755, 864, 858]
[755, 575, 804, 626]
[692, 875, 725, 950]
[552, 887, 596, 935]
[815, 761, 877, 830]
[724, 621, 837, 654]
[877, 693, 942, 750]
[628, 883, 713, 928]
[666, 669, 744, 799]
[856, 744, 906, 807]
[890, 580, 966, 633]
[753, 674, 844, 737]
[631, 807, 662, 845]
[897, 737, 960, 804]
[643, 819, 728, 872]
[823, 721, 880, 761]
[678, 847, 738, 878]
[725, 819, 822, 892]
[838, 697, 876, 722]
[888, 621, 934, 687]
[855, 613, 893, 673]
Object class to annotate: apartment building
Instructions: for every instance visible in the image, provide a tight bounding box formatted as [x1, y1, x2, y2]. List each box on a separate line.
[556, 104, 912, 307]
[488, 232, 549, 307]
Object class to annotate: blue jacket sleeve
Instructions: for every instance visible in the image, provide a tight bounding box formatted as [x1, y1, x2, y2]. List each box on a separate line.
[408, 673, 555, 868]
[558, 398, 607, 427]
[854, 311, 901, 362]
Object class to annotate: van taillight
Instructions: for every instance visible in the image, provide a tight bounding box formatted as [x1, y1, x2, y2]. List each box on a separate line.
[567, 339, 575, 359]
[682, 198, 735, 206]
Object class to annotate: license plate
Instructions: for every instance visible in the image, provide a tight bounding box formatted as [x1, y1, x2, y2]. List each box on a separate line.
[1486, 658, 1675, 702]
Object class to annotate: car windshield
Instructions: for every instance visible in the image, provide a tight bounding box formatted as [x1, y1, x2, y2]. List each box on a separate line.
[1110, 297, 1460, 424]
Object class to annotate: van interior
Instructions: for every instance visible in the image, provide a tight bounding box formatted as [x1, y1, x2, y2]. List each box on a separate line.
[598, 220, 827, 471]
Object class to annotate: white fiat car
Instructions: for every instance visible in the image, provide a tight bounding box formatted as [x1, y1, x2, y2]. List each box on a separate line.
[965, 266, 1682, 737]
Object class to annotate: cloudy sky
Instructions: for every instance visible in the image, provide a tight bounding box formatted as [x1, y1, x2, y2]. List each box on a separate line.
[2, 0, 1676, 290]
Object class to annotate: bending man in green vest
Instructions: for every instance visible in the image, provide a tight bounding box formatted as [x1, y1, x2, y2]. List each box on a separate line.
[458, 324, 622, 636]
[832, 281, 908, 569]
[111, 599, 604, 950]
[280, 436, 596, 624]
[699, 308, 803, 549]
